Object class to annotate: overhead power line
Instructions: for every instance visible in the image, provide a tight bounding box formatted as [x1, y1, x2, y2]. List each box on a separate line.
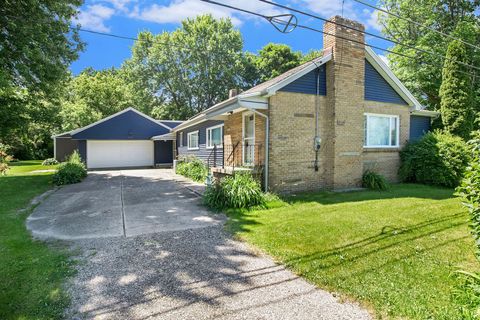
[350, 0, 480, 52]
[199, 0, 478, 78]
[256, 0, 480, 72]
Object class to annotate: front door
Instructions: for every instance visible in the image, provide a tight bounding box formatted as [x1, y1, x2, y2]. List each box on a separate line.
[243, 113, 255, 166]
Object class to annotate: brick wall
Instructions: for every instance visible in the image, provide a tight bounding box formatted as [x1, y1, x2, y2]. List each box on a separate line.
[266, 16, 410, 193]
[223, 110, 267, 167]
[362, 101, 410, 182]
[268, 92, 330, 192]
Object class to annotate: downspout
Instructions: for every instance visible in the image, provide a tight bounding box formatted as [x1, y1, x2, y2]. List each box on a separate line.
[246, 108, 269, 192]
[313, 62, 322, 172]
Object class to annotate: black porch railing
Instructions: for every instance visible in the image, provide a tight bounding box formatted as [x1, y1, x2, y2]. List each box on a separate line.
[206, 142, 264, 170]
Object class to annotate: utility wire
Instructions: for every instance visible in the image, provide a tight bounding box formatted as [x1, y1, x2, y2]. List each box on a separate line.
[351, 0, 480, 51]
[257, 0, 480, 72]
[199, 0, 477, 78]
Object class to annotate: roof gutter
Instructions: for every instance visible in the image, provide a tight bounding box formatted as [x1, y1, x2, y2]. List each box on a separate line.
[172, 97, 239, 132]
[410, 109, 440, 118]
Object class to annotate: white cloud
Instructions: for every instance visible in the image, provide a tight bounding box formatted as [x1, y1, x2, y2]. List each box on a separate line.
[364, 9, 382, 32]
[130, 0, 284, 26]
[300, 0, 385, 33]
[99, 0, 135, 12]
[301, 0, 358, 20]
[77, 4, 115, 32]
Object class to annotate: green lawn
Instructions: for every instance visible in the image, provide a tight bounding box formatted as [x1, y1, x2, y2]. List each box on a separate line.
[0, 161, 74, 320]
[227, 184, 479, 319]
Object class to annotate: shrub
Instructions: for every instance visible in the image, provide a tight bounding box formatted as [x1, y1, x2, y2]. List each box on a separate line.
[453, 271, 480, 319]
[52, 151, 87, 185]
[399, 131, 470, 187]
[456, 133, 480, 257]
[68, 150, 83, 165]
[362, 170, 388, 191]
[203, 173, 265, 210]
[175, 157, 208, 183]
[0, 143, 13, 176]
[455, 133, 480, 318]
[42, 158, 59, 166]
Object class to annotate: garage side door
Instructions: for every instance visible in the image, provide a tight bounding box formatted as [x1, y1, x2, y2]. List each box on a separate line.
[87, 140, 154, 169]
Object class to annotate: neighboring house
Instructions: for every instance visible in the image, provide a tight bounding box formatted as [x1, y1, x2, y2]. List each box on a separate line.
[53, 107, 182, 169]
[172, 16, 437, 193]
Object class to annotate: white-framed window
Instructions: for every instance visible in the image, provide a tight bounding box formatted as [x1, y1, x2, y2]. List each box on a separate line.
[206, 124, 223, 149]
[179, 132, 183, 147]
[364, 113, 399, 148]
[187, 131, 199, 150]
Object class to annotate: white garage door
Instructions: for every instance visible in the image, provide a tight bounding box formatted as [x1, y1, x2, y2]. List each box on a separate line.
[87, 140, 154, 169]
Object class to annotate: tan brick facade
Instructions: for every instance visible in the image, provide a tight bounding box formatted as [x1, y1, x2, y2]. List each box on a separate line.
[219, 16, 412, 193]
[223, 110, 267, 167]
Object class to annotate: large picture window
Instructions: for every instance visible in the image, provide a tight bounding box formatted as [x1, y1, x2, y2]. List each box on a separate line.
[187, 131, 199, 150]
[364, 113, 399, 148]
[206, 124, 223, 149]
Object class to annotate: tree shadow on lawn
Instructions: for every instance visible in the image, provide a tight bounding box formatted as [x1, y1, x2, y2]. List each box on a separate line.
[285, 183, 455, 205]
[283, 210, 467, 271]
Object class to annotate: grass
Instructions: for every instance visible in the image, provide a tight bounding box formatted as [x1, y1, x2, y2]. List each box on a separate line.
[0, 161, 74, 320]
[226, 184, 480, 319]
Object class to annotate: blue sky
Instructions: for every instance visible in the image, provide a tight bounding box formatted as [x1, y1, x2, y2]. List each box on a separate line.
[71, 0, 391, 74]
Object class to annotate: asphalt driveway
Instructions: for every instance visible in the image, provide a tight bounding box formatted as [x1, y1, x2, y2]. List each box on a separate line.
[27, 169, 222, 239]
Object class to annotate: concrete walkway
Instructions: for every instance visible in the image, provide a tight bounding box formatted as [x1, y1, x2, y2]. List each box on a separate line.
[27, 169, 221, 239]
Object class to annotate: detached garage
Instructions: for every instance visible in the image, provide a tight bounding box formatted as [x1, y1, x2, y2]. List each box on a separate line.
[53, 108, 181, 169]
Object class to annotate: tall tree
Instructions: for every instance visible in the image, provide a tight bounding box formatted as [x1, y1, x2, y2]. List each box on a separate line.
[379, 0, 480, 110]
[125, 15, 244, 119]
[0, 0, 83, 94]
[59, 68, 134, 131]
[439, 38, 475, 139]
[1, 0, 83, 158]
[253, 43, 302, 82]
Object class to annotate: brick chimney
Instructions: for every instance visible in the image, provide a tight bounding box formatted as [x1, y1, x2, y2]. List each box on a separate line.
[323, 16, 366, 189]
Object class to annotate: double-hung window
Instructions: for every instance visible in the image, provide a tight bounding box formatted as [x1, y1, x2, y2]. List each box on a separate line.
[187, 131, 199, 150]
[206, 124, 223, 149]
[364, 113, 399, 148]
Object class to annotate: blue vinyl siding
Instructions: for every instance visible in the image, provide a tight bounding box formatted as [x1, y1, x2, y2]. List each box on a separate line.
[72, 110, 169, 140]
[409, 115, 431, 141]
[160, 120, 183, 129]
[279, 64, 326, 95]
[177, 120, 224, 164]
[78, 140, 87, 163]
[365, 60, 408, 105]
[154, 140, 173, 164]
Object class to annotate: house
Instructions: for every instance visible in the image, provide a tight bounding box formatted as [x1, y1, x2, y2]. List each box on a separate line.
[172, 16, 437, 193]
[53, 107, 182, 169]
[54, 15, 436, 192]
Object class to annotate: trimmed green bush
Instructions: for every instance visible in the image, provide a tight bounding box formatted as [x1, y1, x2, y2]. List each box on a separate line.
[42, 158, 58, 166]
[175, 157, 208, 182]
[203, 173, 265, 210]
[362, 170, 388, 191]
[52, 151, 87, 185]
[399, 131, 470, 187]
